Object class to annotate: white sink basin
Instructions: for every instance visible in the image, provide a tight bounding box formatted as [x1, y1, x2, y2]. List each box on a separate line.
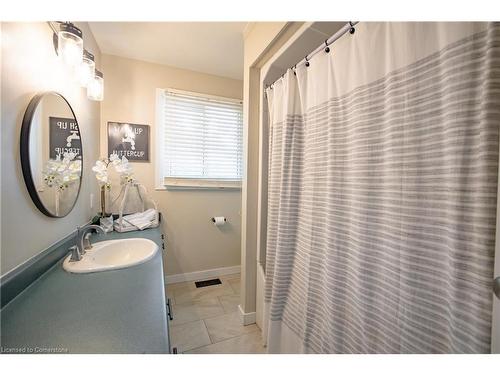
[63, 238, 159, 274]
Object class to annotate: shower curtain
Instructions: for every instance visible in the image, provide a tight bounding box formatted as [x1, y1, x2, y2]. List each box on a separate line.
[264, 22, 500, 353]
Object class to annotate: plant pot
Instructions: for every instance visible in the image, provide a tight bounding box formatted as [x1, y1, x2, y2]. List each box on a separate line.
[99, 215, 114, 233]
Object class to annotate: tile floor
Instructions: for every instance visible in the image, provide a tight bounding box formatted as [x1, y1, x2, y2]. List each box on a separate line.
[166, 273, 266, 354]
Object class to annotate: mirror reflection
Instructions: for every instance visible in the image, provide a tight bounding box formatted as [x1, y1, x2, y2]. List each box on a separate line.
[26, 93, 82, 217]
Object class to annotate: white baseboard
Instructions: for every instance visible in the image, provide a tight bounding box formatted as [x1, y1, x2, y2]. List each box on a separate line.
[165, 265, 241, 284]
[238, 304, 256, 326]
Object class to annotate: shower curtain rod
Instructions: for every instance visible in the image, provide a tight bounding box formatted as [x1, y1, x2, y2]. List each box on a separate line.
[266, 21, 358, 89]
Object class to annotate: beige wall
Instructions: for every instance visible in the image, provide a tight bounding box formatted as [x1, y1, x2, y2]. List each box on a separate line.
[100, 54, 243, 277]
[1, 22, 101, 275]
[240, 22, 305, 316]
[240, 22, 288, 314]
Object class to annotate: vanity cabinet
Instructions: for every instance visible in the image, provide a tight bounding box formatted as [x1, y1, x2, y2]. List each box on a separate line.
[160, 230, 175, 353]
[0, 226, 170, 354]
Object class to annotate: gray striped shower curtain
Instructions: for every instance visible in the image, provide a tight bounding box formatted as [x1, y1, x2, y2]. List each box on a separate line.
[264, 22, 500, 353]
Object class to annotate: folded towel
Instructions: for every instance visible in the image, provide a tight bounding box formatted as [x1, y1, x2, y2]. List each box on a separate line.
[116, 208, 157, 231]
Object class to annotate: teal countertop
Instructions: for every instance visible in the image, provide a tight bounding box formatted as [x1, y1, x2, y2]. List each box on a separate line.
[0, 227, 169, 354]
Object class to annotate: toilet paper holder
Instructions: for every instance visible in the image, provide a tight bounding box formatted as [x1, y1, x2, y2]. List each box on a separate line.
[211, 217, 227, 223]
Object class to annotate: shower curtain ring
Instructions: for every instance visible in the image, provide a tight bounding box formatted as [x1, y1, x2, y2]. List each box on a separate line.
[325, 40, 330, 53]
[349, 21, 356, 34]
[305, 56, 310, 67]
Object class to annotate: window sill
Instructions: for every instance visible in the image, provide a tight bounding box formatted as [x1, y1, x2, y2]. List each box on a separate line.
[157, 178, 242, 191]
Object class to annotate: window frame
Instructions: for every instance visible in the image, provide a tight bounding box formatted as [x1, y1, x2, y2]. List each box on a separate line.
[155, 88, 243, 190]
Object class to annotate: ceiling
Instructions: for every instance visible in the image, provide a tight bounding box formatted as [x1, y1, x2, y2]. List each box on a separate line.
[88, 22, 247, 80]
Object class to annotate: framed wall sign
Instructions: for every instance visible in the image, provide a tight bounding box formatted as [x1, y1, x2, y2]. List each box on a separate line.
[49, 116, 82, 160]
[107, 122, 150, 162]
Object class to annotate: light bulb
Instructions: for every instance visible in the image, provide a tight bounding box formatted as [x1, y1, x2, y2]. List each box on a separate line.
[87, 70, 104, 101]
[78, 49, 95, 87]
[57, 23, 83, 68]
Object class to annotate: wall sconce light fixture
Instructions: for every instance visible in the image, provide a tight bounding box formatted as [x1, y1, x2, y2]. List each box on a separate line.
[57, 22, 83, 68]
[79, 49, 95, 87]
[87, 69, 104, 101]
[48, 21, 104, 101]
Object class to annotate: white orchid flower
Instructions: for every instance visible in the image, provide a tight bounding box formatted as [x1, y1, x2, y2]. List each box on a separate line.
[43, 153, 81, 191]
[92, 155, 135, 189]
[92, 158, 110, 186]
[111, 156, 134, 184]
[68, 160, 82, 175]
[96, 172, 108, 183]
[115, 160, 131, 174]
[63, 152, 76, 161]
[92, 160, 107, 173]
[109, 153, 121, 166]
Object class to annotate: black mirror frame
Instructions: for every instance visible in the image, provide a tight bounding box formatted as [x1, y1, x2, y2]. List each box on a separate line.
[20, 92, 83, 218]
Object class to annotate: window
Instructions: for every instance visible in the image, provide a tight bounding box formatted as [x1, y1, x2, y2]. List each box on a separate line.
[156, 89, 243, 189]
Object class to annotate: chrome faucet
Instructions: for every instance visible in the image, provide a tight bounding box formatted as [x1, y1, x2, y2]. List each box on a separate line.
[69, 225, 105, 262]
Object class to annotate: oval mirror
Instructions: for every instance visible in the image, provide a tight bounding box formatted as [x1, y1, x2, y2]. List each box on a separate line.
[20, 92, 83, 218]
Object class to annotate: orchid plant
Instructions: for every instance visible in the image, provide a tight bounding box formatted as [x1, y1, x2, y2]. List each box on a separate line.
[42, 152, 81, 192]
[92, 154, 134, 216]
[92, 154, 134, 187]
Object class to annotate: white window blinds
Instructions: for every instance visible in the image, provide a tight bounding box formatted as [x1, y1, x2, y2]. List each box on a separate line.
[159, 89, 243, 187]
